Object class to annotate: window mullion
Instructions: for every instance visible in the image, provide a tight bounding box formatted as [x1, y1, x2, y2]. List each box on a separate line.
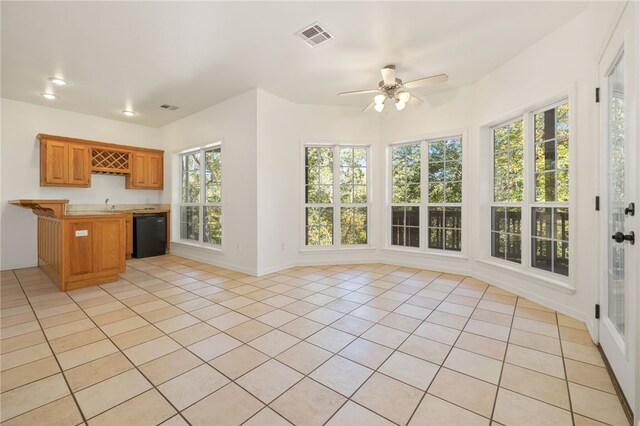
[522, 112, 533, 270]
[200, 148, 206, 243]
[420, 140, 428, 250]
[333, 145, 340, 246]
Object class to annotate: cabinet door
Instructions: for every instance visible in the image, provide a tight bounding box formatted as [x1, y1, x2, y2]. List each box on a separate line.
[67, 143, 91, 186]
[42, 140, 67, 185]
[92, 219, 125, 274]
[131, 152, 148, 187]
[66, 221, 93, 277]
[147, 153, 164, 189]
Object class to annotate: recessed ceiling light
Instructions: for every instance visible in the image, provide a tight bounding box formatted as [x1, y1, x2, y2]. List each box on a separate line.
[40, 92, 59, 100]
[122, 110, 136, 117]
[48, 77, 67, 86]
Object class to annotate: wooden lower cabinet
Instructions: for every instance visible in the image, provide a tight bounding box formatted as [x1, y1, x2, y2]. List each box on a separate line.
[37, 215, 126, 291]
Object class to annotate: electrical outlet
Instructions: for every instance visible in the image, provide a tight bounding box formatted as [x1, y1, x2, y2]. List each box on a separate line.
[280, 243, 285, 251]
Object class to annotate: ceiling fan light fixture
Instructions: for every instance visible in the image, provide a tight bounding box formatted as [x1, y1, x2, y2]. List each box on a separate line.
[40, 92, 58, 100]
[395, 101, 406, 111]
[398, 91, 411, 103]
[374, 103, 385, 113]
[374, 94, 386, 105]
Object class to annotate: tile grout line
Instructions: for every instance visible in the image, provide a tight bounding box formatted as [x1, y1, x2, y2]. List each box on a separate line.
[556, 311, 577, 426]
[404, 277, 493, 425]
[23, 271, 195, 425]
[487, 294, 518, 423]
[8, 269, 89, 425]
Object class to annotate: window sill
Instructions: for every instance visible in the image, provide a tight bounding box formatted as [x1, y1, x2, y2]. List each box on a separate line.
[475, 257, 575, 295]
[172, 240, 223, 254]
[381, 247, 469, 260]
[299, 246, 377, 255]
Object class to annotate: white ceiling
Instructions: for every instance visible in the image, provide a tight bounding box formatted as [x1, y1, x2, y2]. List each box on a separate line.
[1, 1, 588, 127]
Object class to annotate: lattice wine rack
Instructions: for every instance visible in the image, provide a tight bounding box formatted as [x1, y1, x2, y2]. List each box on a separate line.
[91, 148, 131, 175]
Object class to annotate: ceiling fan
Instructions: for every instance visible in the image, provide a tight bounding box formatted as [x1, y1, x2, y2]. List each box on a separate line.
[338, 65, 448, 112]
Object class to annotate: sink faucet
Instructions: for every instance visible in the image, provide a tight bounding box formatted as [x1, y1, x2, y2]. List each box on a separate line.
[105, 198, 111, 211]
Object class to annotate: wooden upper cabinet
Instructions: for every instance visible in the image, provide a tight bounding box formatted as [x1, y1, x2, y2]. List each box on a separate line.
[126, 151, 164, 189]
[68, 143, 91, 186]
[147, 152, 164, 189]
[37, 134, 163, 190]
[40, 138, 91, 187]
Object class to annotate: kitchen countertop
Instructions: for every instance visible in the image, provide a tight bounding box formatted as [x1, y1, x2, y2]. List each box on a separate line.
[64, 208, 170, 217]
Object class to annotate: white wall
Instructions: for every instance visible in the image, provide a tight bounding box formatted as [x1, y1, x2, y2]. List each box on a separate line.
[162, 90, 259, 274]
[255, 90, 298, 274]
[0, 98, 163, 269]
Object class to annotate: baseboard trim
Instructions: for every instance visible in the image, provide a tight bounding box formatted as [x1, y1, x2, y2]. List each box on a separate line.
[597, 344, 635, 425]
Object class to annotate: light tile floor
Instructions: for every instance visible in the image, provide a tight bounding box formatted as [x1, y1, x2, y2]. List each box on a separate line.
[0, 255, 630, 425]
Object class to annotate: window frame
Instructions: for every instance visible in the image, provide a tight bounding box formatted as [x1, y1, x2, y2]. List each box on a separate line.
[486, 96, 574, 284]
[386, 131, 467, 257]
[301, 142, 372, 250]
[178, 140, 223, 248]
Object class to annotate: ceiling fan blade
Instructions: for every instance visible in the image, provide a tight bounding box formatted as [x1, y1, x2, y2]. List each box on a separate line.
[404, 73, 448, 89]
[381, 66, 396, 86]
[362, 100, 375, 112]
[338, 88, 380, 96]
[408, 95, 424, 106]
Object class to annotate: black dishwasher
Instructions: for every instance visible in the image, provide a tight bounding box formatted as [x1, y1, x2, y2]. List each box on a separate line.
[133, 213, 167, 258]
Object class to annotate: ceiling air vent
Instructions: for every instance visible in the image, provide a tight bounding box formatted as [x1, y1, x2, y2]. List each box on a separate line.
[295, 22, 334, 48]
[160, 104, 180, 111]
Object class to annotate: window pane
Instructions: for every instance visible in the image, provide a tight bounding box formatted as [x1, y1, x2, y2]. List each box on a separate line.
[554, 241, 569, 276]
[428, 207, 461, 251]
[554, 208, 569, 241]
[493, 120, 523, 202]
[534, 103, 569, 203]
[445, 139, 462, 161]
[181, 152, 201, 203]
[428, 227, 443, 249]
[429, 138, 462, 203]
[392, 144, 421, 203]
[205, 148, 221, 203]
[203, 206, 222, 245]
[507, 208, 522, 234]
[341, 207, 367, 245]
[532, 238, 553, 272]
[180, 206, 199, 241]
[506, 235, 522, 263]
[533, 207, 552, 238]
[306, 207, 333, 246]
[445, 229, 461, 251]
[340, 147, 367, 204]
[532, 207, 568, 275]
[428, 183, 444, 203]
[492, 231, 506, 259]
[492, 207, 506, 232]
[306, 147, 334, 205]
[391, 206, 419, 248]
[491, 207, 521, 263]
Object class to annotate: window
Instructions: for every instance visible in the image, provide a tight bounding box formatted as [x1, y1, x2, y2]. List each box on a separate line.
[532, 103, 569, 275]
[489, 101, 570, 277]
[179, 144, 222, 245]
[390, 136, 463, 251]
[491, 119, 523, 263]
[305, 145, 369, 247]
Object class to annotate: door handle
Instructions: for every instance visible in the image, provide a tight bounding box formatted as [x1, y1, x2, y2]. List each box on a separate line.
[624, 202, 635, 216]
[612, 231, 635, 245]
